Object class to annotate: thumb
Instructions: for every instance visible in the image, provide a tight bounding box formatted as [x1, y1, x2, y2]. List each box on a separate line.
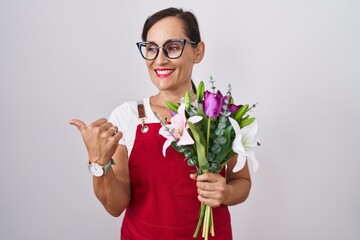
[69, 119, 87, 134]
[190, 173, 198, 180]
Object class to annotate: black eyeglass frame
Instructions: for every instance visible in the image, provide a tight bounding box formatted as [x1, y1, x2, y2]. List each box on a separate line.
[136, 39, 198, 60]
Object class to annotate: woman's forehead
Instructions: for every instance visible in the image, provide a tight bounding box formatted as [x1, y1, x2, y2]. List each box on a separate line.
[146, 17, 187, 43]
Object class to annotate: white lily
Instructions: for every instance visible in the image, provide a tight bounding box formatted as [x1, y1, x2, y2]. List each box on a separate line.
[228, 117, 259, 172]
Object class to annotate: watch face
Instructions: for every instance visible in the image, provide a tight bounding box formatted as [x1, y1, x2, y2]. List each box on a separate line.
[89, 163, 104, 177]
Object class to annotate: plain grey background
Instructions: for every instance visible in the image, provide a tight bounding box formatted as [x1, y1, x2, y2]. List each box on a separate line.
[1, 0, 359, 239]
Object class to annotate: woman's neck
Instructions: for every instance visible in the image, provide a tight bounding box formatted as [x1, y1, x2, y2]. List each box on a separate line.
[150, 90, 195, 123]
[152, 92, 184, 107]
[152, 80, 195, 106]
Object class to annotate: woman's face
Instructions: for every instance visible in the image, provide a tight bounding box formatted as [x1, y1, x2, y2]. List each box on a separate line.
[145, 17, 204, 93]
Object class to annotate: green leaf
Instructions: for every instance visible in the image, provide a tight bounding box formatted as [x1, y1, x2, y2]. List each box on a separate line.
[242, 115, 249, 120]
[165, 100, 179, 114]
[229, 97, 234, 105]
[187, 121, 209, 172]
[184, 91, 191, 110]
[220, 150, 236, 168]
[240, 117, 255, 128]
[197, 104, 209, 136]
[196, 81, 205, 103]
[233, 104, 249, 122]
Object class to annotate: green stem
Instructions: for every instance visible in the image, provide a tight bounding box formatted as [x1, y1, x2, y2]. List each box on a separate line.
[193, 203, 206, 237]
[206, 117, 211, 154]
[210, 207, 214, 236]
[202, 206, 208, 238]
[203, 205, 212, 240]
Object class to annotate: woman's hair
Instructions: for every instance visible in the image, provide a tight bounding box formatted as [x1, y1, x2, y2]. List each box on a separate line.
[141, 7, 201, 43]
[141, 7, 201, 93]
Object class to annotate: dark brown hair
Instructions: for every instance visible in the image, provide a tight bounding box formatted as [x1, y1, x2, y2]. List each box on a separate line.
[141, 7, 201, 43]
[141, 7, 201, 93]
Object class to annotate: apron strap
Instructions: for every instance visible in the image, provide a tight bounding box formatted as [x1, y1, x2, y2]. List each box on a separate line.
[137, 100, 149, 133]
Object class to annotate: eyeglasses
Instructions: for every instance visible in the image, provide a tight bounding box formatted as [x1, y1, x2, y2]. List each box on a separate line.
[136, 39, 198, 60]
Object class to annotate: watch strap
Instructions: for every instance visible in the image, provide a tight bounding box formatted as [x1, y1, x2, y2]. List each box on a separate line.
[103, 158, 114, 174]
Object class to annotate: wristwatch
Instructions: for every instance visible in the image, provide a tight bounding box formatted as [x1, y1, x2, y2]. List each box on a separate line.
[88, 159, 114, 177]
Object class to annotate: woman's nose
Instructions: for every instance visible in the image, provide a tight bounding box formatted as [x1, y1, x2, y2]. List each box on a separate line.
[155, 48, 169, 64]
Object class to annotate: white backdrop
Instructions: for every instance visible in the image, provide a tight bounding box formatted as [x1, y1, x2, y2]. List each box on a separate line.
[0, 0, 359, 239]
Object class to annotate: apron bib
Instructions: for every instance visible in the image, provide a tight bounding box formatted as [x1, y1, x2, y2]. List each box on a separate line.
[120, 122, 232, 240]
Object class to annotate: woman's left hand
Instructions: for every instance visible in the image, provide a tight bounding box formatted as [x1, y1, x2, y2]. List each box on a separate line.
[190, 173, 228, 208]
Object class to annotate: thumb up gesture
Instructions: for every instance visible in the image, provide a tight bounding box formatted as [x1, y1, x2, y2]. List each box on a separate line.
[69, 118, 122, 164]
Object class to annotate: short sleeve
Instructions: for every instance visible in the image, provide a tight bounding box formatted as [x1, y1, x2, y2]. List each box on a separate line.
[108, 98, 154, 156]
[108, 101, 138, 146]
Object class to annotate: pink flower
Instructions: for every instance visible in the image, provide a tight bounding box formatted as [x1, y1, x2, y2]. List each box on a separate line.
[159, 103, 202, 156]
[202, 90, 224, 118]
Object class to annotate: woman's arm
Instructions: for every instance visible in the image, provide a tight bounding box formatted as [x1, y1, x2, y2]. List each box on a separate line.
[70, 118, 131, 217]
[92, 145, 131, 217]
[222, 156, 251, 206]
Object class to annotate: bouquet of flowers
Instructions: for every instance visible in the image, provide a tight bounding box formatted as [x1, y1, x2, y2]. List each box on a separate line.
[157, 77, 259, 239]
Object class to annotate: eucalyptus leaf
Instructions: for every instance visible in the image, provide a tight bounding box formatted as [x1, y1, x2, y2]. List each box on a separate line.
[214, 125, 232, 164]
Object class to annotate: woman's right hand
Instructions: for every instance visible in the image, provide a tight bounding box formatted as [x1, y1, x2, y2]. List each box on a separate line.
[69, 118, 122, 164]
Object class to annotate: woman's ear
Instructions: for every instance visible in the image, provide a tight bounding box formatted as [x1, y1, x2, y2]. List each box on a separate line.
[194, 41, 205, 64]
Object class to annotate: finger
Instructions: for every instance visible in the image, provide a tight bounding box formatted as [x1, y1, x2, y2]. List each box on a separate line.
[198, 185, 224, 197]
[108, 125, 118, 136]
[69, 119, 87, 134]
[198, 188, 210, 198]
[197, 188, 221, 201]
[197, 179, 225, 191]
[196, 181, 213, 191]
[98, 121, 113, 132]
[99, 123, 116, 137]
[190, 173, 198, 180]
[197, 195, 221, 208]
[90, 118, 108, 127]
[113, 131, 123, 141]
[109, 131, 122, 145]
[196, 172, 219, 182]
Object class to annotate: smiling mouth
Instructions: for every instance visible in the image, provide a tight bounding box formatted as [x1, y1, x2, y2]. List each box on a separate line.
[155, 69, 174, 78]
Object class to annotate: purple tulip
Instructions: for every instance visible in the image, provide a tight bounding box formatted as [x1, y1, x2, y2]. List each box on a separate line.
[203, 90, 224, 118]
[229, 103, 242, 113]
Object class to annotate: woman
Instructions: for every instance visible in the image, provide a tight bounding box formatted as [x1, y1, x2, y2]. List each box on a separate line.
[70, 7, 251, 239]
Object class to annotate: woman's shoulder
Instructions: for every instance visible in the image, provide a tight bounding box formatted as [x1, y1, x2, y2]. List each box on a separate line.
[109, 97, 151, 123]
[111, 100, 138, 115]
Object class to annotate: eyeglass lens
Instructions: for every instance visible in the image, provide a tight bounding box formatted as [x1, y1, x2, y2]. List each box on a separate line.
[139, 40, 185, 60]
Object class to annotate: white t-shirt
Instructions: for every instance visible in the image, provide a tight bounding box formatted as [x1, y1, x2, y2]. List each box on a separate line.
[108, 97, 158, 156]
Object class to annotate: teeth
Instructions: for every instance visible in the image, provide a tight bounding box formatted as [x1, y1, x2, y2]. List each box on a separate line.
[156, 69, 174, 75]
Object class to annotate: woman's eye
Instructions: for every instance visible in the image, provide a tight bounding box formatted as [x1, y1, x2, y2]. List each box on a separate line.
[167, 45, 180, 52]
[147, 45, 158, 52]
